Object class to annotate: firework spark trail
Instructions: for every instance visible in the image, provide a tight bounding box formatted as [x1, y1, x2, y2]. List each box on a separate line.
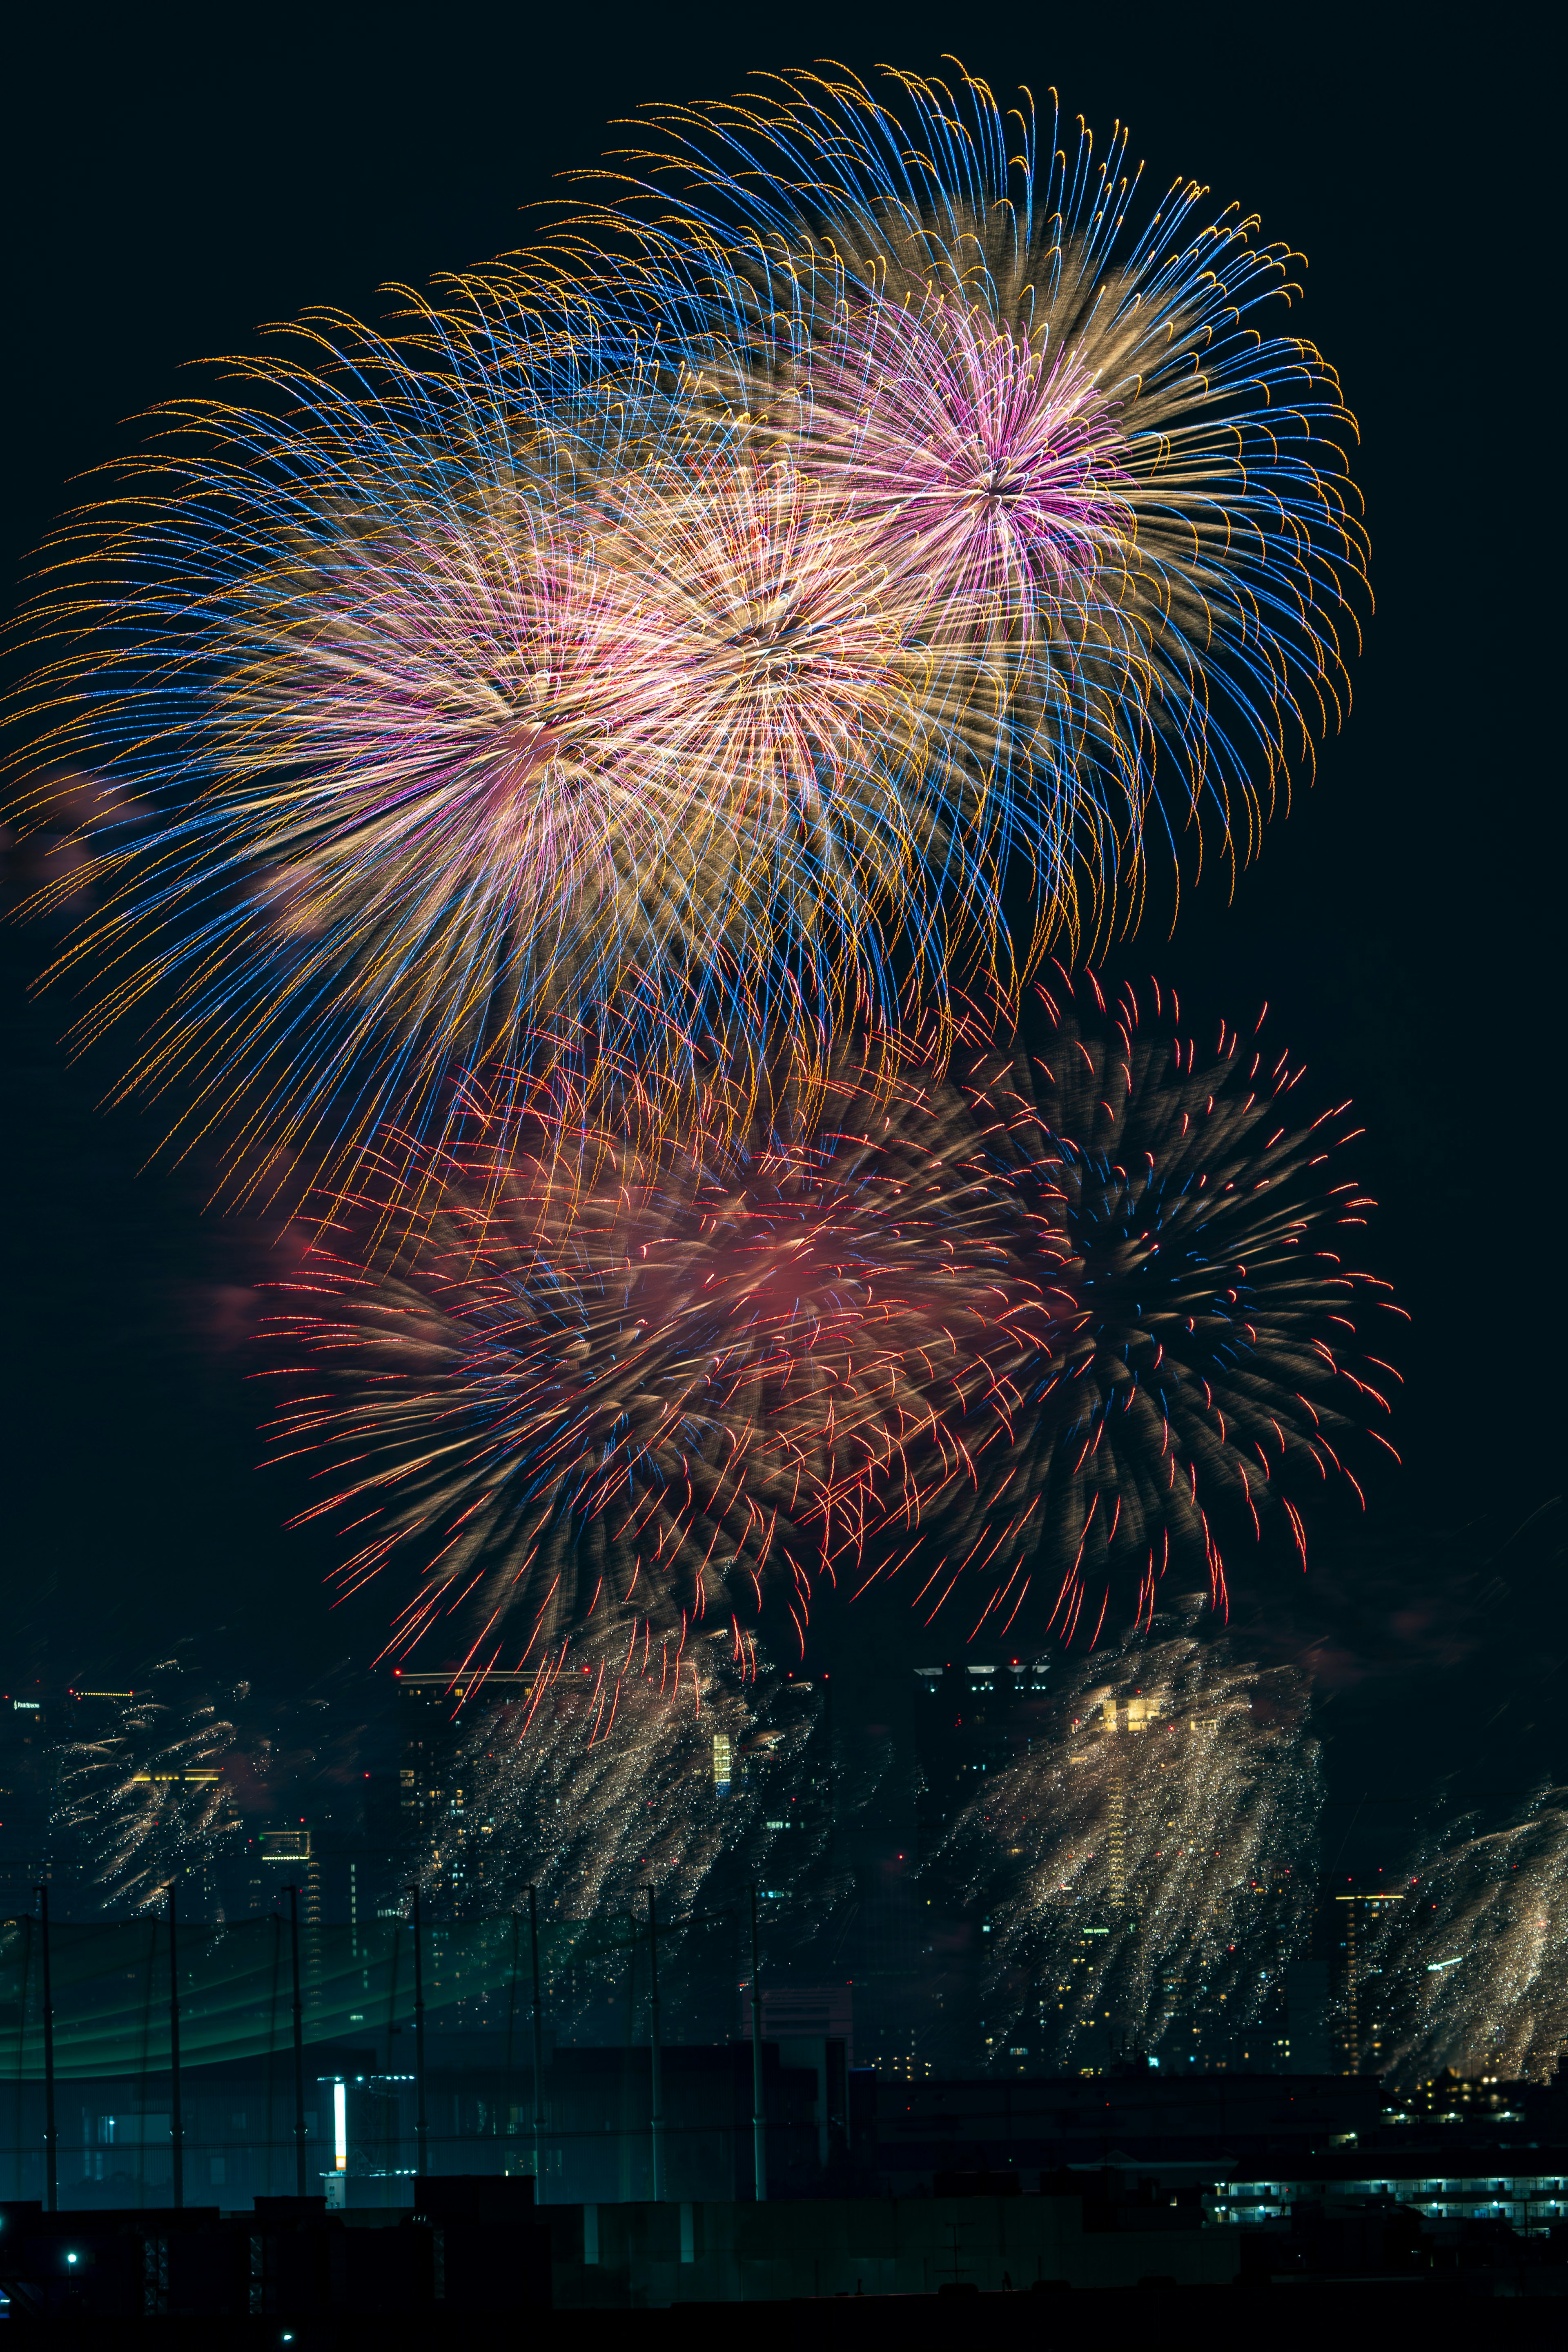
[938, 1622, 1321, 2065]
[7, 64, 1366, 1205]
[261, 966, 1396, 1662]
[1375, 1791, 1568, 2085]
[259, 1051, 1038, 1662]
[52, 1679, 241, 1915]
[557, 60, 1368, 946]
[9, 278, 988, 1201]
[414, 1623, 829, 2001]
[881, 965, 1403, 1642]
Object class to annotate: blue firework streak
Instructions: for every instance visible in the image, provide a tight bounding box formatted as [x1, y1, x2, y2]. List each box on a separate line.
[8, 62, 1368, 1210]
[864, 968, 1404, 1646]
[10, 275, 974, 1203]
[552, 59, 1369, 947]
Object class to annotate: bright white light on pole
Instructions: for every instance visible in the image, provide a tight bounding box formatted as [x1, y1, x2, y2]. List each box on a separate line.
[333, 2080, 347, 2172]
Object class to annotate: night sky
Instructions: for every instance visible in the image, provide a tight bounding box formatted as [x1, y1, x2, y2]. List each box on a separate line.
[3, 6, 1555, 1882]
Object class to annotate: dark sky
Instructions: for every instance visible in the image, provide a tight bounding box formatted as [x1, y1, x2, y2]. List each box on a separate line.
[3, 6, 1556, 1874]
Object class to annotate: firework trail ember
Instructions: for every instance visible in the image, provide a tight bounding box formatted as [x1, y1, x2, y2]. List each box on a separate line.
[868, 967, 1403, 1647]
[1372, 1791, 1568, 2085]
[52, 1674, 241, 1915]
[938, 1619, 1320, 2066]
[413, 1624, 828, 1958]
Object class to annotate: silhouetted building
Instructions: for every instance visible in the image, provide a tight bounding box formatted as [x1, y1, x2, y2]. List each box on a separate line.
[911, 1660, 1054, 1863]
[0, 1682, 56, 1912]
[1279, 1958, 1333, 2074]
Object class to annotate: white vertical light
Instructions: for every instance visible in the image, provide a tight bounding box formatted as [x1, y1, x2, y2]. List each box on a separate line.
[333, 2080, 347, 2172]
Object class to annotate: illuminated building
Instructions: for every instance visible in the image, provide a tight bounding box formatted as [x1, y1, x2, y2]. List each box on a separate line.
[711, 1733, 733, 1795]
[1333, 1891, 1403, 2073]
[395, 1669, 540, 1915]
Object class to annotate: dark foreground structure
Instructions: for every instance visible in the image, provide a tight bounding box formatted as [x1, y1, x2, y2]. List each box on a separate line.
[7, 2161, 1568, 2325]
[9, 2058, 1568, 2327]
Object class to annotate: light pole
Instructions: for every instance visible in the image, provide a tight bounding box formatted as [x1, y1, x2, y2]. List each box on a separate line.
[749, 1885, 767, 2202]
[286, 1884, 307, 2195]
[167, 1882, 184, 2209]
[408, 1885, 429, 2178]
[527, 1886, 546, 2201]
[645, 1885, 665, 2201]
[36, 1886, 57, 2213]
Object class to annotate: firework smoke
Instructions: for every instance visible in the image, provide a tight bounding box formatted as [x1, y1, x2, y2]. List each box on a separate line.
[53, 1673, 242, 1914]
[939, 1619, 1321, 2066]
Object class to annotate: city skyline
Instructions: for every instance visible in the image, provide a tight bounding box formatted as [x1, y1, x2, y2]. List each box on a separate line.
[1, 0, 1557, 2187]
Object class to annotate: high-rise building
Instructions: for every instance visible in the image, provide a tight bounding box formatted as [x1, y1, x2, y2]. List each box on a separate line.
[908, 1661, 1054, 2067]
[0, 1683, 55, 1914]
[395, 1668, 543, 1913]
[1332, 1891, 1402, 2073]
[911, 1659, 1055, 1862]
[1278, 1958, 1333, 2073]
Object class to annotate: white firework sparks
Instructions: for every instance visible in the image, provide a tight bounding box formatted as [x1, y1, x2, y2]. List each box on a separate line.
[940, 1620, 1321, 2064]
[1379, 1789, 1568, 2084]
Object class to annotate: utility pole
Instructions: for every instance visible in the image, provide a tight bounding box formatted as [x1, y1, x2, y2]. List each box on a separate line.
[645, 1885, 665, 2201]
[409, 1885, 429, 2178]
[749, 1885, 767, 2202]
[527, 1886, 546, 2201]
[36, 1886, 57, 2213]
[167, 1883, 184, 2209]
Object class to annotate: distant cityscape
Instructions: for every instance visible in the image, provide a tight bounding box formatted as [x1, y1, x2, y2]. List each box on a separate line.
[0, 1663, 1508, 2085]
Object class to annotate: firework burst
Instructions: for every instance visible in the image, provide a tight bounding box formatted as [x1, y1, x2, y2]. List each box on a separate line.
[12, 272, 1001, 1199]
[562, 61, 1368, 937]
[1374, 1792, 1568, 2085]
[265, 968, 1397, 1663]
[939, 1621, 1321, 2065]
[261, 1053, 1036, 1667]
[866, 967, 1403, 1646]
